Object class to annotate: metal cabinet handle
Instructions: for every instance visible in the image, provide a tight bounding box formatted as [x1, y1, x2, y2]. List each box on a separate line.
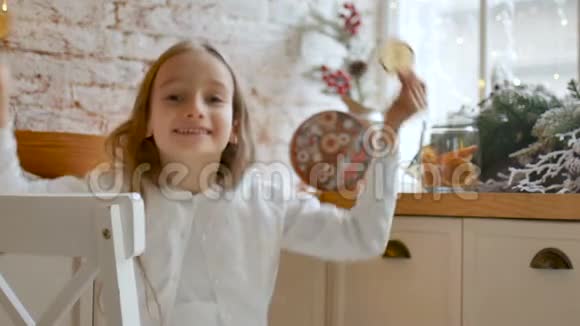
[382, 240, 411, 259]
[530, 247, 573, 270]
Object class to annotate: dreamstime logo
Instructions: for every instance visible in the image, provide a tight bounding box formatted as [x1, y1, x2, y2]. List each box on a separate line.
[87, 159, 480, 202]
[362, 123, 400, 158]
[86, 124, 479, 203]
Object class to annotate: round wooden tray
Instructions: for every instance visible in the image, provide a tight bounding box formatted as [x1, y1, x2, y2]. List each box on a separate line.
[290, 110, 373, 192]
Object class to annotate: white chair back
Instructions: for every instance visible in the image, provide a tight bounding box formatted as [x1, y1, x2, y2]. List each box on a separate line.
[0, 193, 145, 326]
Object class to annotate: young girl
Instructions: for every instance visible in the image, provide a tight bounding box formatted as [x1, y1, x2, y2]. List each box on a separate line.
[0, 41, 425, 326]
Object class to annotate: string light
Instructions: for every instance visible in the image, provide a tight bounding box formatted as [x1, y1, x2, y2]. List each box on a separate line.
[513, 78, 521, 86]
[478, 79, 486, 89]
[553, 73, 560, 80]
[1, 0, 6, 12]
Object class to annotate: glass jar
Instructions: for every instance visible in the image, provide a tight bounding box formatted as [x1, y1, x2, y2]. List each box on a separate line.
[420, 123, 481, 192]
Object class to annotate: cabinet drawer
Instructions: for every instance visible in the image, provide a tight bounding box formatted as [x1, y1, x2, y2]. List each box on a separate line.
[463, 218, 580, 326]
[330, 216, 462, 326]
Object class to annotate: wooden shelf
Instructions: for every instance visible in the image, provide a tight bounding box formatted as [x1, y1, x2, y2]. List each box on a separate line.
[395, 192, 580, 221]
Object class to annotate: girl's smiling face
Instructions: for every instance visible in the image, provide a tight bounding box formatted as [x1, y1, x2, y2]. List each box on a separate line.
[148, 49, 236, 166]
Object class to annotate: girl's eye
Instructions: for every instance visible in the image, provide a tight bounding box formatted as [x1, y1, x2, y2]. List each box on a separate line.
[166, 94, 184, 102]
[208, 96, 224, 104]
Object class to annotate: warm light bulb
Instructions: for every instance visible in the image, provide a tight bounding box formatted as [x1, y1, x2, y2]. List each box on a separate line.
[478, 79, 486, 89]
[0, 0, 9, 40]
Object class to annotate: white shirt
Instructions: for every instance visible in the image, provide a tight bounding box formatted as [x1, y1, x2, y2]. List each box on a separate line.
[0, 126, 399, 326]
[172, 197, 220, 326]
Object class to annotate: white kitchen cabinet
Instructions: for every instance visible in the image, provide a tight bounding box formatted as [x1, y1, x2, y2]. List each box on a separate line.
[328, 216, 463, 326]
[268, 251, 327, 326]
[269, 215, 580, 326]
[463, 218, 580, 326]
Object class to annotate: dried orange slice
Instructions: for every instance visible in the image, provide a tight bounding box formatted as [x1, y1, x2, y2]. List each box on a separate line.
[438, 145, 478, 164]
[420, 145, 438, 164]
[379, 39, 415, 73]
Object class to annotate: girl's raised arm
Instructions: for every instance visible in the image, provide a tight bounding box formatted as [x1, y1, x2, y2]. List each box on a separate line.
[0, 65, 90, 194]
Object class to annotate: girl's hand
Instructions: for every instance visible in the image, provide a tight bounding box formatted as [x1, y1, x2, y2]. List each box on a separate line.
[0, 64, 10, 128]
[384, 70, 427, 133]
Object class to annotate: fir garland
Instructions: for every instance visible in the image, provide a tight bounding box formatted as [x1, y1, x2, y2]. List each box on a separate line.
[476, 83, 562, 180]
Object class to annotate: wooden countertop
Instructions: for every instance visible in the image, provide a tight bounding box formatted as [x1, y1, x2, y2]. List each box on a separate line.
[395, 192, 580, 221]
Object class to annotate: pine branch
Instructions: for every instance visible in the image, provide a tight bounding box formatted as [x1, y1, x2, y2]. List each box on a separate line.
[477, 83, 560, 180]
[567, 79, 580, 100]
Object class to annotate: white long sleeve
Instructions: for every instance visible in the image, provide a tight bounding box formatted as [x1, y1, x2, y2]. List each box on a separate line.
[0, 126, 88, 194]
[280, 151, 400, 261]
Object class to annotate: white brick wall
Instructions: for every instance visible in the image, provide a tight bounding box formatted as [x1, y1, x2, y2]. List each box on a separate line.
[7, 0, 381, 163]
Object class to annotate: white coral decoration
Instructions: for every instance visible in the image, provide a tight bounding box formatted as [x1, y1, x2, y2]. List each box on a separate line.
[508, 128, 580, 193]
[565, 140, 580, 176]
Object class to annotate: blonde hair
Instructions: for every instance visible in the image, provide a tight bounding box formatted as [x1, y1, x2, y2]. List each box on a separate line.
[101, 40, 255, 322]
[105, 40, 255, 192]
